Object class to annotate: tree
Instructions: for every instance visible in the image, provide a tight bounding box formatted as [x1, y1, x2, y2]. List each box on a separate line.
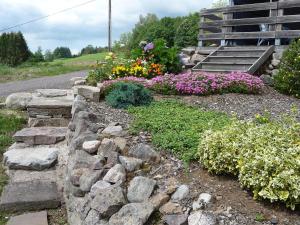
[212, 0, 228, 8]
[30, 46, 44, 62]
[0, 32, 30, 66]
[174, 13, 200, 48]
[53, 47, 72, 59]
[44, 50, 54, 62]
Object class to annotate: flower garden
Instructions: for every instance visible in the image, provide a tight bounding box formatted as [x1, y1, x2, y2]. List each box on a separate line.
[85, 39, 300, 211]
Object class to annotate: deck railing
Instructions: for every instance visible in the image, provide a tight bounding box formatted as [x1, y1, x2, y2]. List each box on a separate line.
[199, 0, 300, 46]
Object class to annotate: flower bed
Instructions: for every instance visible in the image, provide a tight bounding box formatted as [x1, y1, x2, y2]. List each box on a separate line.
[103, 71, 264, 96]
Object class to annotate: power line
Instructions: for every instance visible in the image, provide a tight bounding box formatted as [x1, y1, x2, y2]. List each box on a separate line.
[0, 0, 97, 32]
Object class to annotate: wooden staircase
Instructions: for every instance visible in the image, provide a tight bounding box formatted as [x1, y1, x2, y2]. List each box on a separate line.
[192, 46, 275, 74]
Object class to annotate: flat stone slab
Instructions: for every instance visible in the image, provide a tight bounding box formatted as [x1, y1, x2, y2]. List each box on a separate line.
[27, 98, 73, 118]
[0, 181, 60, 212]
[4, 146, 58, 171]
[28, 117, 70, 127]
[9, 170, 57, 183]
[7, 211, 48, 225]
[35, 89, 72, 98]
[14, 127, 67, 145]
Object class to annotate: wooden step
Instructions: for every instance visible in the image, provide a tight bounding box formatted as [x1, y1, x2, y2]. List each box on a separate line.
[223, 46, 270, 51]
[193, 69, 245, 73]
[206, 56, 259, 64]
[201, 63, 252, 71]
[215, 50, 265, 57]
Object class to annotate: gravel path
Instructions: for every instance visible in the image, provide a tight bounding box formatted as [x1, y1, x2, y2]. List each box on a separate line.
[0, 71, 87, 97]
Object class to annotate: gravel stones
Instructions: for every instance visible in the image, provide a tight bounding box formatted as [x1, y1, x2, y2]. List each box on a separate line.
[119, 156, 143, 172]
[103, 164, 126, 184]
[108, 202, 154, 225]
[128, 144, 160, 163]
[13, 127, 67, 145]
[171, 185, 190, 202]
[91, 186, 126, 217]
[4, 146, 58, 171]
[127, 176, 156, 203]
[188, 211, 217, 225]
[83, 140, 101, 154]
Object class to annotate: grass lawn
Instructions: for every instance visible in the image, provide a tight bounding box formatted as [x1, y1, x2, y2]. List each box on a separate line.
[128, 100, 231, 162]
[0, 52, 109, 83]
[0, 110, 26, 225]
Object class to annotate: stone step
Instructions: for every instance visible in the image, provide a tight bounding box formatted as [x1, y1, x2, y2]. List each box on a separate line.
[27, 98, 73, 118]
[0, 181, 61, 212]
[4, 146, 59, 171]
[7, 211, 48, 225]
[14, 127, 67, 145]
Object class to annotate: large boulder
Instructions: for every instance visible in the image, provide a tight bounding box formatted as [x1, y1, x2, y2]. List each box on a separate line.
[5, 92, 33, 110]
[129, 144, 160, 163]
[119, 156, 143, 172]
[171, 185, 189, 202]
[77, 86, 100, 102]
[109, 203, 154, 225]
[103, 164, 126, 184]
[127, 176, 156, 203]
[91, 186, 126, 217]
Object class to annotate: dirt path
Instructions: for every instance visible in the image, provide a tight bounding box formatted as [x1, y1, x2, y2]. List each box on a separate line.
[0, 71, 87, 97]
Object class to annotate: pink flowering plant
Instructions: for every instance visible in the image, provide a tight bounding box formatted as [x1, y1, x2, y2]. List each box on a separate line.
[102, 72, 264, 96]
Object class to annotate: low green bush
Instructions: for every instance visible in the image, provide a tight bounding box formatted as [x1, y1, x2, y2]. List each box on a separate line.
[105, 82, 153, 109]
[274, 39, 300, 98]
[128, 100, 230, 162]
[199, 113, 300, 209]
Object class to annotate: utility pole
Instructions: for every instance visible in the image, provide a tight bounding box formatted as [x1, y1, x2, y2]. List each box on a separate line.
[108, 0, 112, 52]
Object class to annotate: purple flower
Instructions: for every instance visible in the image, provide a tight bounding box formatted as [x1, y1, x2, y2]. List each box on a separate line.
[144, 42, 154, 52]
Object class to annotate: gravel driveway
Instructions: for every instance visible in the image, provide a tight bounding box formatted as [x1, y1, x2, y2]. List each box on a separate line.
[0, 71, 87, 97]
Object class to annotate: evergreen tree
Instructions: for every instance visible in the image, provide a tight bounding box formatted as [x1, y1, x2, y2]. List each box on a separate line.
[53, 47, 72, 59]
[44, 50, 54, 62]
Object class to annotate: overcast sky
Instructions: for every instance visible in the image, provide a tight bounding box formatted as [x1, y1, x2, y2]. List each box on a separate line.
[0, 0, 214, 53]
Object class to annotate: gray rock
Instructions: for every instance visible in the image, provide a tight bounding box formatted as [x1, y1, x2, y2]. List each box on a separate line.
[70, 168, 90, 186]
[114, 137, 127, 153]
[98, 138, 118, 157]
[179, 53, 191, 65]
[4, 146, 58, 171]
[119, 156, 143, 172]
[102, 126, 124, 137]
[5, 92, 32, 110]
[182, 47, 196, 56]
[27, 98, 73, 118]
[74, 79, 86, 86]
[35, 89, 70, 98]
[13, 127, 67, 145]
[7, 211, 48, 225]
[90, 181, 112, 198]
[171, 185, 189, 202]
[163, 214, 188, 225]
[80, 170, 103, 192]
[188, 211, 217, 225]
[109, 202, 154, 225]
[191, 54, 205, 64]
[192, 193, 212, 210]
[127, 176, 156, 203]
[103, 164, 126, 184]
[28, 117, 70, 127]
[149, 192, 170, 210]
[260, 75, 274, 86]
[85, 209, 100, 225]
[77, 86, 100, 102]
[0, 181, 60, 212]
[129, 144, 160, 163]
[71, 77, 86, 86]
[271, 59, 281, 67]
[272, 69, 279, 77]
[83, 140, 101, 154]
[91, 186, 126, 217]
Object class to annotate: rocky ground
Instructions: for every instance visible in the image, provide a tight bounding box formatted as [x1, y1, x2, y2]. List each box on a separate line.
[156, 87, 300, 120]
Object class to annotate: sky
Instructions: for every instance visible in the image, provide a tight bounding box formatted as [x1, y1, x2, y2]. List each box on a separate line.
[0, 0, 214, 54]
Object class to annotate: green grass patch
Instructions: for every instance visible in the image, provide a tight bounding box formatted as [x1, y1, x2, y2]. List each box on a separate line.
[0, 52, 111, 83]
[0, 110, 26, 224]
[128, 100, 231, 162]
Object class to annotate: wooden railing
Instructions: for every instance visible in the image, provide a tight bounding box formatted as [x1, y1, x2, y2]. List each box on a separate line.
[199, 0, 300, 46]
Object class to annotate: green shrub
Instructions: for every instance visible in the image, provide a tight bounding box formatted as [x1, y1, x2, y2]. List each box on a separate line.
[105, 82, 153, 109]
[128, 100, 230, 162]
[199, 114, 300, 209]
[274, 39, 300, 98]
